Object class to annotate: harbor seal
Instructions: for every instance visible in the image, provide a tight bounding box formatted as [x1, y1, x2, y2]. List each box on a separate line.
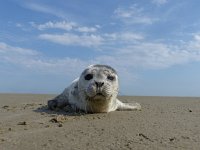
[48, 64, 141, 113]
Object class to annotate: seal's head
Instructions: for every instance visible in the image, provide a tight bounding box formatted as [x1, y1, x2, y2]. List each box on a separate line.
[78, 64, 119, 101]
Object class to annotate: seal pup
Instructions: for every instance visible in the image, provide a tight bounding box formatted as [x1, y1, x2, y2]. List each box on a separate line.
[48, 64, 141, 113]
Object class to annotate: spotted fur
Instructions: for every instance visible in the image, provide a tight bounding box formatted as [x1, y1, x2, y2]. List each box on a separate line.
[48, 64, 141, 113]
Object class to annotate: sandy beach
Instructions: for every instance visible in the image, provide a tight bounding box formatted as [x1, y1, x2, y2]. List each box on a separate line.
[0, 94, 200, 150]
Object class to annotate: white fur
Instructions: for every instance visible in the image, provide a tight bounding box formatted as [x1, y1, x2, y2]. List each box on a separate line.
[48, 65, 141, 113]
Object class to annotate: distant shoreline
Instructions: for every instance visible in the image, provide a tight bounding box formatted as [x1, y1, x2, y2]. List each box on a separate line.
[0, 93, 199, 98]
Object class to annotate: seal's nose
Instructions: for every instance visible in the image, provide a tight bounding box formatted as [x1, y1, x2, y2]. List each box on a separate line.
[95, 81, 104, 88]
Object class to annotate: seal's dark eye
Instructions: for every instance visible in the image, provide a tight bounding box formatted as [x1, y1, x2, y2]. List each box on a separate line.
[107, 75, 115, 81]
[84, 74, 93, 80]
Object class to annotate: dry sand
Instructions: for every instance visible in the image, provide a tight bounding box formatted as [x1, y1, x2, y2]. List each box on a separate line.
[0, 94, 200, 150]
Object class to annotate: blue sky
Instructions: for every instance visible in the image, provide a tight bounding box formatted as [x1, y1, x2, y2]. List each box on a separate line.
[1, 0, 200, 96]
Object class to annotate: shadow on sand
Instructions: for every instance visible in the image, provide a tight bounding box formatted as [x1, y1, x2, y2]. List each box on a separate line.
[34, 104, 87, 116]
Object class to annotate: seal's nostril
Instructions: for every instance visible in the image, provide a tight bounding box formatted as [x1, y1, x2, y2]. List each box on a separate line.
[95, 81, 104, 87]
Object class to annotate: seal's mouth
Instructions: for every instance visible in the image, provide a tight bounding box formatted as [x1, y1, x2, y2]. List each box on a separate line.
[96, 93, 105, 96]
[85, 90, 106, 100]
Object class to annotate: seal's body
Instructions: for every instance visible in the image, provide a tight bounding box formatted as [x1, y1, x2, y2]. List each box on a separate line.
[48, 64, 141, 113]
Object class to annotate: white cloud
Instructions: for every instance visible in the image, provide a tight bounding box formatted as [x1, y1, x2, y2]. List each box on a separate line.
[1, 34, 200, 85]
[185, 34, 200, 57]
[34, 21, 77, 31]
[0, 42, 88, 75]
[0, 42, 39, 56]
[32, 21, 98, 33]
[151, 0, 168, 6]
[104, 32, 144, 42]
[39, 33, 103, 47]
[194, 34, 200, 41]
[93, 34, 200, 70]
[114, 5, 157, 25]
[76, 26, 97, 33]
[38, 31, 144, 48]
[23, 2, 67, 19]
[113, 43, 190, 69]
[2, 30, 200, 76]
[16, 23, 23, 28]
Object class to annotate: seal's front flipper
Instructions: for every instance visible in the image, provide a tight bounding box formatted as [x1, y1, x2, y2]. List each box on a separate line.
[116, 99, 141, 111]
[48, 94, 69, 110]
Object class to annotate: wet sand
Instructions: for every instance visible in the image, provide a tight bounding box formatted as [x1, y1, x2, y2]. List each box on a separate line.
[0, 94, 200, 150]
